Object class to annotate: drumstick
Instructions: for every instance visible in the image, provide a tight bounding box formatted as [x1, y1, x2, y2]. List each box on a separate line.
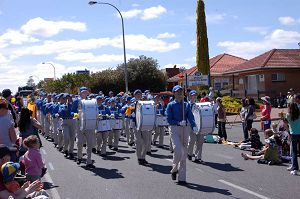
[182, 90, 185, 126]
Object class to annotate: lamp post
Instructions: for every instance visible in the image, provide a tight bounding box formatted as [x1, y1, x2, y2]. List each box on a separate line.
[88, 1, 128, 93]
[42, 62, 56, 80]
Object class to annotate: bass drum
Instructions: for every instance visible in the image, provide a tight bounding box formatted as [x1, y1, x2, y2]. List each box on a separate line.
[192, 102, 215, 134]
[136, 101, 156, 131]
[79, 99, 98, 131]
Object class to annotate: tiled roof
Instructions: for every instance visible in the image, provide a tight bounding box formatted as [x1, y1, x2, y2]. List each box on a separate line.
[167, 53, 247, 82]
[227, 49, 300, 73]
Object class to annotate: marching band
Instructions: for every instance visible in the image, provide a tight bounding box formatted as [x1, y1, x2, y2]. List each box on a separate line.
[24, 85, 215, 183]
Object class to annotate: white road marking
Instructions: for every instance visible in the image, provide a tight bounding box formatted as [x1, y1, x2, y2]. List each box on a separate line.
[44, 172, 61, 199]
[48, 162, 55, 171]
[41, 149, 47, 155]
[214, 154, 234, 160]
[218, 179, 270, 199]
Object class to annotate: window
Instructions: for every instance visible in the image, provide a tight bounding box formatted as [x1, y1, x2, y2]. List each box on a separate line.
[215, 82, 221, 90]
[271, 73, 285, 82]
[222, 82, 229, 89]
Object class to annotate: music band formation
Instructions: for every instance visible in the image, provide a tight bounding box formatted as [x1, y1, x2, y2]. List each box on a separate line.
[35, 85, 215, 184]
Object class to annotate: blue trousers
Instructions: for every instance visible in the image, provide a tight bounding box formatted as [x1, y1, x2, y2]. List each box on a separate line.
[291, 134, 300, 170]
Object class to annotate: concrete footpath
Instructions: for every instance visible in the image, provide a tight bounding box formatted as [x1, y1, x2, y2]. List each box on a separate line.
[226, 107, 287, 124]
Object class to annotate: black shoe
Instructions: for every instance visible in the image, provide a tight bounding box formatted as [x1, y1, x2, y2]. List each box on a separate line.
[100, 154, 107, 157]
[146, 151, 152, 155]
[171, 171, 177, 180]
[83, 144, 87, 148]
[86, 164, 96, 169]
[96, 150, 101, 154]
[77, 159, 82, 165]
[64, 150, 69, 157]
[193, 159, 203, 164]
[92, 148, 97, 153]
[108, 145, 113, 149]
[128, 142, 134, 146]
[187, 155, 192, 160]
[170, 151, 174, 154]
[178, 181, 187, 185]
[112, 147, 118, 151]
[142, 159, 148, 164]
[54, 144, 58, 148]
[138, 159, 145, 165]
[69, 153, 74, 159]
[157, 145, 164, 149]
[58, 147, 63, 152]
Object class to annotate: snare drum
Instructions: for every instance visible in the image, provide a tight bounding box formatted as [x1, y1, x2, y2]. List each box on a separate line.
[79, 99, 98, 131]
[110, 119, 123, 130]
[156, 115, 169, 127]
[192, 102, 215, 134]
[136, 101, 156, 131]
[97, 119, 111, 132]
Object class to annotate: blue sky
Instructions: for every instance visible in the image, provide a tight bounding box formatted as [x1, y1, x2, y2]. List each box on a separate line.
[0, 0, 300, 93]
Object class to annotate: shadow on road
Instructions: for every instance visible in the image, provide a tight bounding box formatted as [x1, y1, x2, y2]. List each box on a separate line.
[203, 162, 244, 172]
[81, 166, 124, 179]
[177, 182, 232, 196]
[149, 153, 173, 159]
[43, 181, 59, 190]
[116, 148, 136, 154]
[145, 162, 172, 174]
[103, 155, 130, 161]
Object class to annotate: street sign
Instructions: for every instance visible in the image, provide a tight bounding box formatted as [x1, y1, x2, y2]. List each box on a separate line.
[187, 75, 208, 86]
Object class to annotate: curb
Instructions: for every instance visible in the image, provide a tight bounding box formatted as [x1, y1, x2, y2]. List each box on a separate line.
[227, 117, 281, 124]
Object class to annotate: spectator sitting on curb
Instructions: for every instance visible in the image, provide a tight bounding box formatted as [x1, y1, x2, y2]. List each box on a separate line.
[241, 129, 281, 165]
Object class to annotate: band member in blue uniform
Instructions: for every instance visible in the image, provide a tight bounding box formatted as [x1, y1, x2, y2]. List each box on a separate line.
[166, 85, 198, 184]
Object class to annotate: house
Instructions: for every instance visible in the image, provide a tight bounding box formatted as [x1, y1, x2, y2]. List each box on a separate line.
[167, 53, 247, 90]
[224, 49, 300, 99]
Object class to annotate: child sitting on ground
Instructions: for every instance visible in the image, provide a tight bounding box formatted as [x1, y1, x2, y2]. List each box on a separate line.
[23, 135, 47, 183]
[236, 128, 262, 150]
[241, 129, 281, 165]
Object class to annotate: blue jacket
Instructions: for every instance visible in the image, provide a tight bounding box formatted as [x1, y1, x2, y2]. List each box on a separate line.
[109, 106, 122, 119]
[51, 103, 60, 118]
[71, 98, 80, 114]
[58, 103, 74, 119]
[156, 103, 166, 116]
[166, 100, 196, 128]
[43, 102, 53, 115]
[98, 105, 111, 120]
[36, 99, 43, 110]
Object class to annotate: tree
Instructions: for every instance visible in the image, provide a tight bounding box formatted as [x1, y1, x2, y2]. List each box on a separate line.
[196, 0, 210, 85]
[116, 55, 167, 93]
[26, 76, 35, 87]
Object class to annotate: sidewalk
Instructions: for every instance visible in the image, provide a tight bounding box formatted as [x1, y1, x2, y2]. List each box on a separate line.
[226, 107, 288, 124]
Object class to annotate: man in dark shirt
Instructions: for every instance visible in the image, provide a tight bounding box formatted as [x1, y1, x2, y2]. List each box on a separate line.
[2, 89, 18, 127]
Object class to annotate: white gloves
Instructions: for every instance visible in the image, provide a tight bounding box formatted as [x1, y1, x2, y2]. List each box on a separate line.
[179, 120, 186, 126]
[55, 113, 59, 118]
[131, 112, 135, 117]
[193, 126, 199, 134]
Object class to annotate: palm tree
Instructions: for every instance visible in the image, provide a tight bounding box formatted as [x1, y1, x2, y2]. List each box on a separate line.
[196, 0, 210, 86]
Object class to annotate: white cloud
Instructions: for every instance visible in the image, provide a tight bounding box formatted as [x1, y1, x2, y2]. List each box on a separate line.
[132, 4, 140, 7]
[190, 40, 196, 46]
[278, 16, 298, 25]
[10, 34, 180, 59]
[157, 32, 176, 39]
[244, 26, 269, 35]
[206, 13, 226, 23]
[120, 5, 167, 20]
[0, 29, 39, 48]
[55, 52, 137, 63]
[217, 29, 300, 58]
[21, 17, 87, 37]
[184, 57, 196, 62]
[121, 9, 142, 19]
[141, 5, 167, 20]
[0, 53, 8, 64]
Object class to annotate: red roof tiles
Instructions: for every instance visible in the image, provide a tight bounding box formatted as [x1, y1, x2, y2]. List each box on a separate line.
[228, 49, 300, 73]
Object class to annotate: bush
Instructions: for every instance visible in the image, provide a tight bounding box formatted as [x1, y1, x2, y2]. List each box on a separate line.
[221, 96, 242, 109]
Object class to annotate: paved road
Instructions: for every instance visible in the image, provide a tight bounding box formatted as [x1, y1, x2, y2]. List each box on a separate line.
[41, 122, 300, 199]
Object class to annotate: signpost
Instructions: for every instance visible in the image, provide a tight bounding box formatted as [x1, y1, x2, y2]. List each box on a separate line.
[187, 72, 209, 86]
